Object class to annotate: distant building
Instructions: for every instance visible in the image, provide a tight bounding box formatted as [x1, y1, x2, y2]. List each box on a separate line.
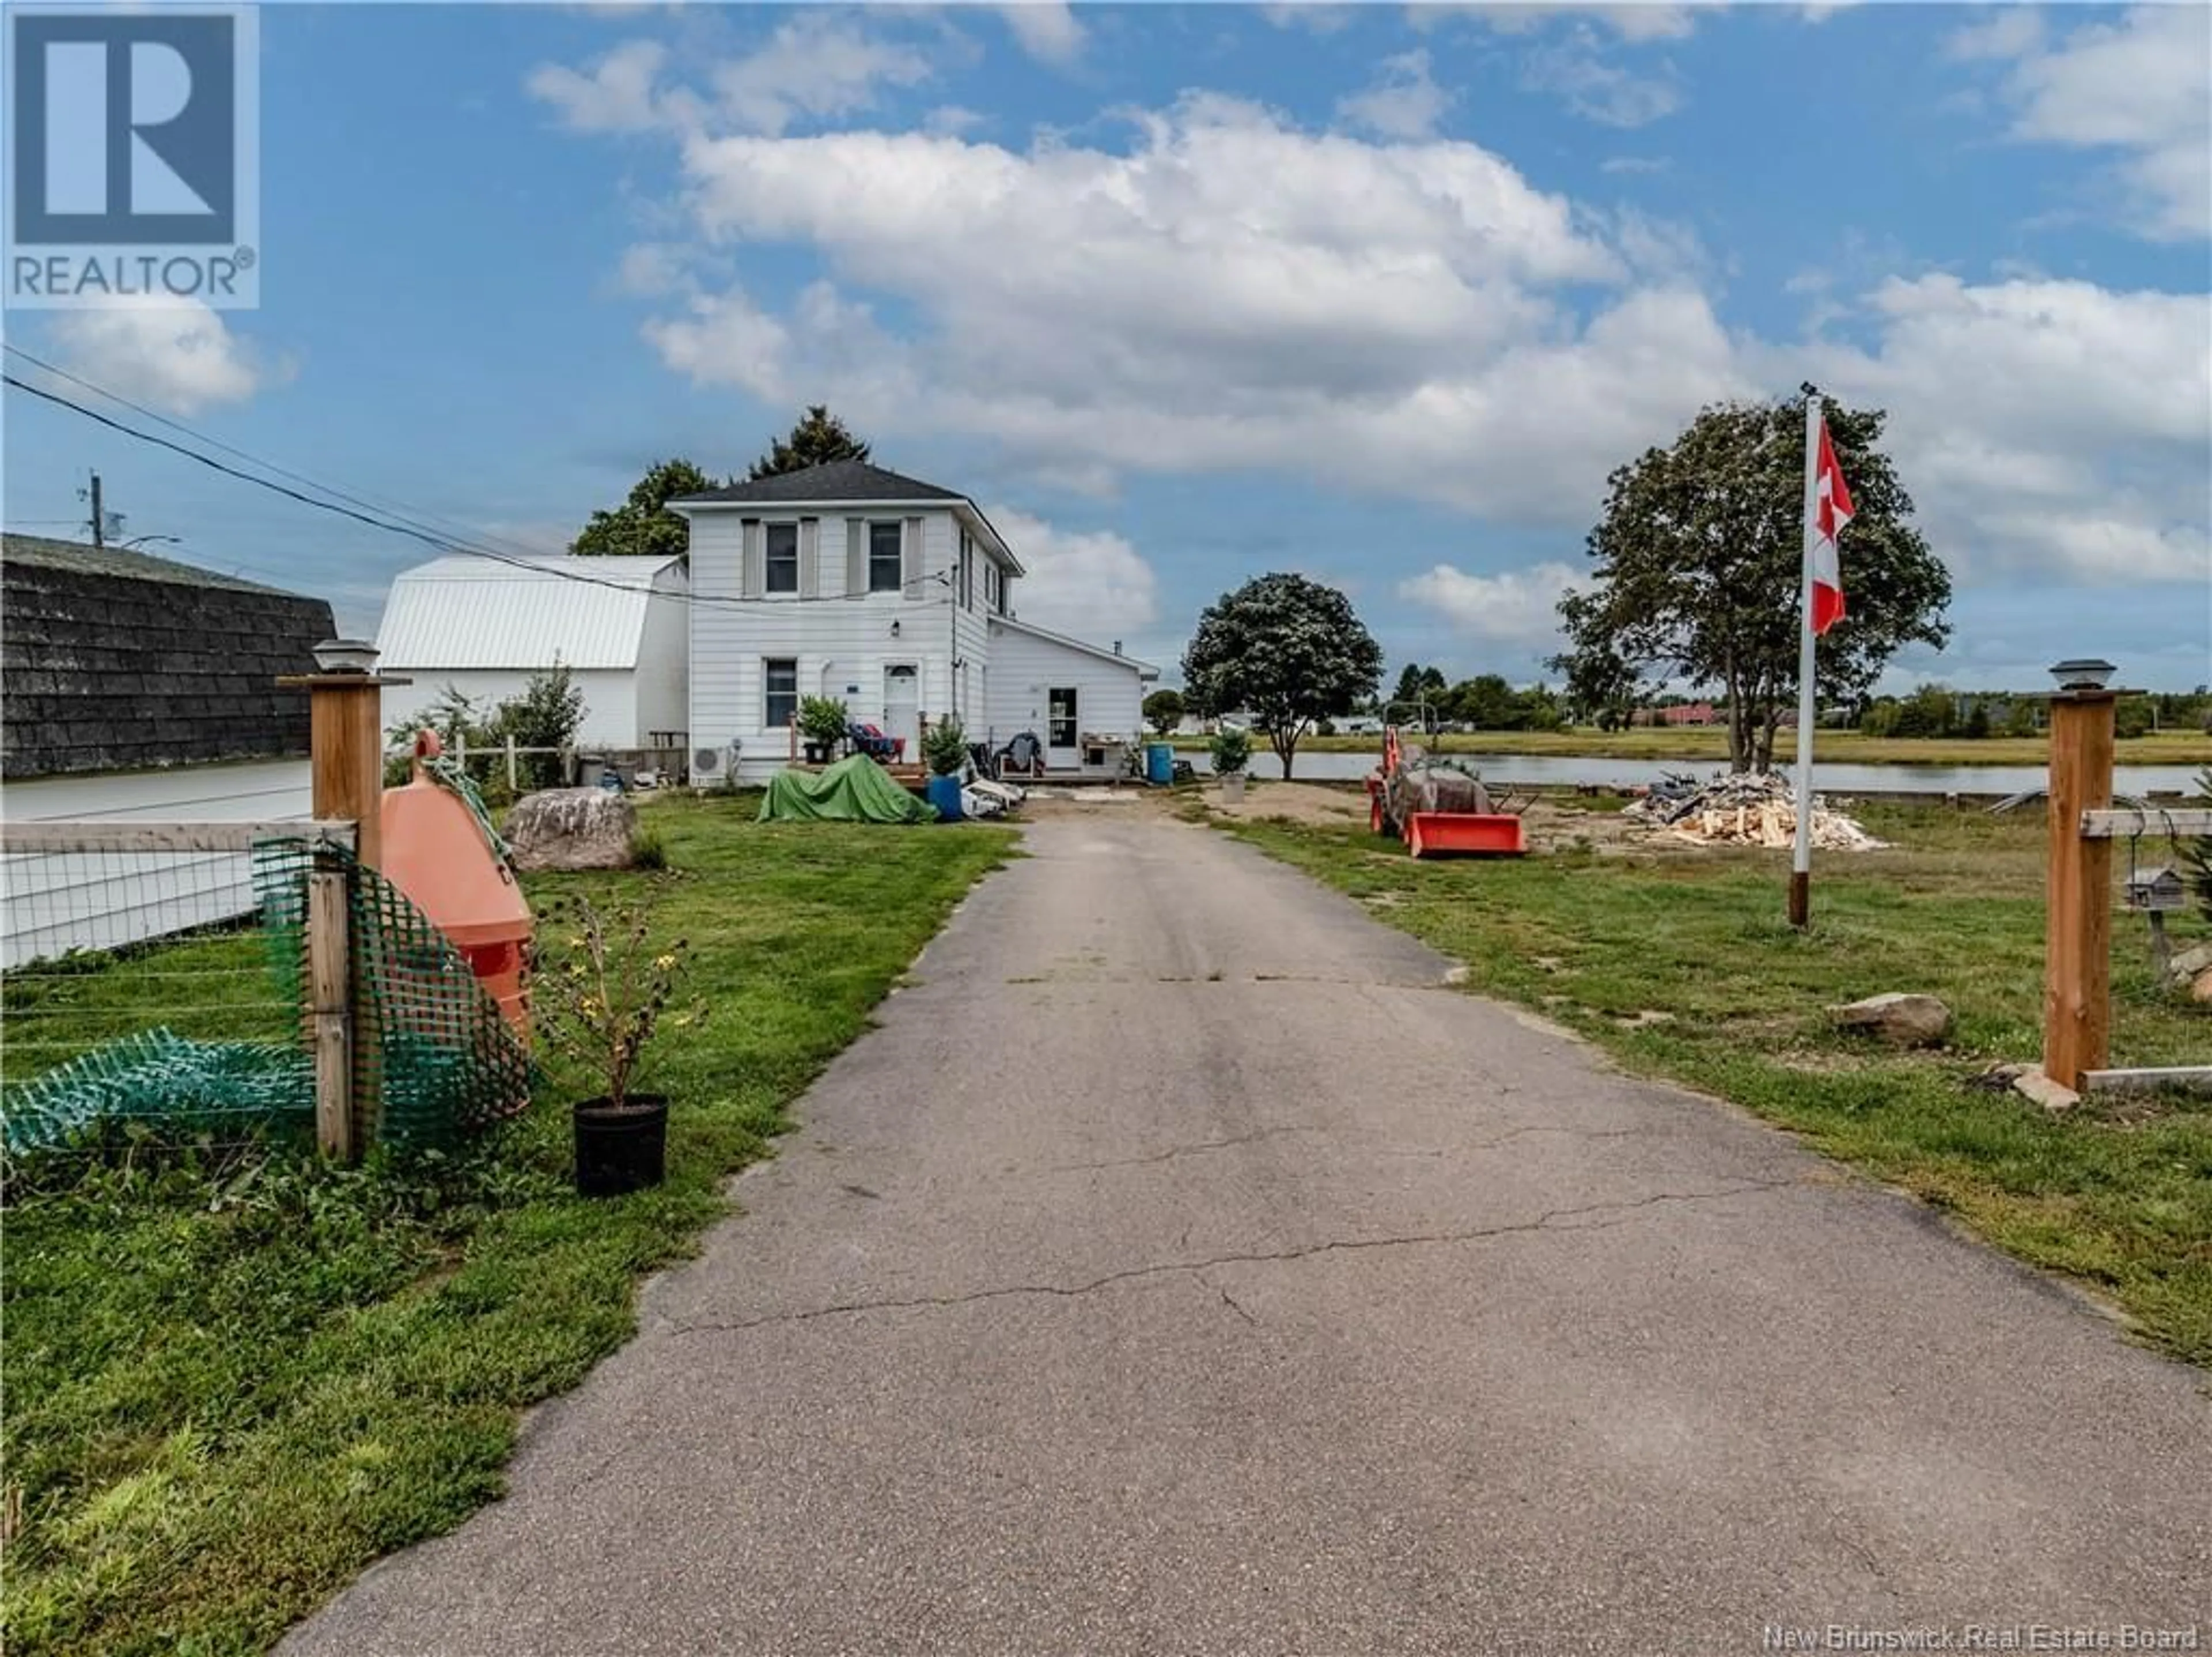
[374, 553, 690, 750]
[1633, 701, 1718, 728]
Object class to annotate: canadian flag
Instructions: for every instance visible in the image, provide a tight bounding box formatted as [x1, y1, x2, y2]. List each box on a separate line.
[1808, 414, 1853, 636]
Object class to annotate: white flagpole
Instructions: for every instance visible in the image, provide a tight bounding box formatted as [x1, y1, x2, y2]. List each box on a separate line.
[1790, 385, 1821, 929]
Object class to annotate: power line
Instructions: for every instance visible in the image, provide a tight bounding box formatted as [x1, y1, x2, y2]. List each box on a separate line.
[3, 370, 963, 611]
[6, 342, 563, 565]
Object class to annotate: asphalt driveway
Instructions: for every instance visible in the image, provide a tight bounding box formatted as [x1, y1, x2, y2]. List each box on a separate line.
[284, 812, 2209, 1656]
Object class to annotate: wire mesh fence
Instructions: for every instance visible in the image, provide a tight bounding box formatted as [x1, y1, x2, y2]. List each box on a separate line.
[2, 837, 297, 1070]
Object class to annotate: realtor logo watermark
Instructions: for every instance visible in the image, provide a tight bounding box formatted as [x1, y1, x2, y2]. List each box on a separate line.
[6, 5, 259, 307]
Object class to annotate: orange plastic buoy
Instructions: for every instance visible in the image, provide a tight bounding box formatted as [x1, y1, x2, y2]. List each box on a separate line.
[379, 731, 534, 1041]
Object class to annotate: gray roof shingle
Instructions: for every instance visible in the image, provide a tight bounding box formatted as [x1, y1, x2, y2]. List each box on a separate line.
[675, 460, 967, 507]
[2, 532, 310, 598]
[2, 534, 335, 778]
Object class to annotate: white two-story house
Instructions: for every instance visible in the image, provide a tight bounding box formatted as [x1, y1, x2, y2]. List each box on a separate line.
[676, 460, 1157, 784]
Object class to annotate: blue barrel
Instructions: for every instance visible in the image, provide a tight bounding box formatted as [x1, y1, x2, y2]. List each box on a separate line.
[925, 773, 964, 821]
[1145, 743, 1174, 785]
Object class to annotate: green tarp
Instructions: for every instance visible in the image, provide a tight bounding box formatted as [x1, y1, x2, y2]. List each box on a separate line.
[756, 755, 938, 824]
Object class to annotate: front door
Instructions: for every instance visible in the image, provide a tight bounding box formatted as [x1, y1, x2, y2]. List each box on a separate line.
[884, 665, 919, 760]
[1047, 685, 1078, 770]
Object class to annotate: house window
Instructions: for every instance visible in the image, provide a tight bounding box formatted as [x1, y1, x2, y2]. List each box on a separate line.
[984, 562, 998, 611]
[959, 531, 974, 611]
[869, 521, 903, 593]
[766, 523, 798, 595]
[1048, 686, 1078, 749]
[764, 659, 798, 729]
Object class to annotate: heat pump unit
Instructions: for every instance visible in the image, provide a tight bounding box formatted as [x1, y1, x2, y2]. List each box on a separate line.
[691, 739, 741, 788]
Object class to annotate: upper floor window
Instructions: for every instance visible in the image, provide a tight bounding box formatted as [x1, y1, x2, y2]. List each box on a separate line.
[766, 523, 798, 595]
[959, 530, 974, 610]
[869, 521, 903, 594]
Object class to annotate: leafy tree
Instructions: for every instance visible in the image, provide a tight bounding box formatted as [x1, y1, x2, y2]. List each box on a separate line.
[1552, 393, 1951, 773]
[2006, 699, 2041, 739]
[573, 458, 722, 559]
[748, 404, 872, 480]
[1182, 573, 1382, 780]
[493, 661, 588, 790]
[1450, 674, 1520, 731]
[2115, 696, 2155, 740]
[1388, 664, 1448, 725]
[1142, 688, 1186, 736]
[1961, 701, 1992, 740]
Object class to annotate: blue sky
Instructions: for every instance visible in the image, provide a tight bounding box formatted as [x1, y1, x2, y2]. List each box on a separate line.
[6, 1, 2208, 693]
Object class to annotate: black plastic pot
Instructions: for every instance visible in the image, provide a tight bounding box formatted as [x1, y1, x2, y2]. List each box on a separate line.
[573, 1095, 668, 1197]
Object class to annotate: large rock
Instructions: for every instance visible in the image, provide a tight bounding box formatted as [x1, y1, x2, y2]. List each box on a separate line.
[1829, 992, 1952, 1049]
[507, 788, 639, 871]
[2168, 940, 2212, 985]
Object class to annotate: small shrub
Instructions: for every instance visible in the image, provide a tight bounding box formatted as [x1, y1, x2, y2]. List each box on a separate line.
[631, 823, 668, 871]
[923, 718, 968, 777]
[798, 696, 849, 750]
[1209, 726, 1251, 776]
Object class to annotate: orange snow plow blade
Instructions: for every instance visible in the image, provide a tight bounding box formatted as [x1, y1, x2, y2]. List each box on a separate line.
[1404, 812, 1526, 859]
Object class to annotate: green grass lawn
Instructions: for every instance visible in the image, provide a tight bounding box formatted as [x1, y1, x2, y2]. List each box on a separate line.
[1, 795, 1015, 1657]
[1172, 727, 2212, 768]
[1211, 799, 2212, 1366]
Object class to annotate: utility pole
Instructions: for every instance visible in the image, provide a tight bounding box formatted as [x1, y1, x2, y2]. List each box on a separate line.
[87, 471, 105, 547]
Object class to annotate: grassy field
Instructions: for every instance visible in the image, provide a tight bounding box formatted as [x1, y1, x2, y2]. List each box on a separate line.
[1172, 728, 2212, 767]
[1, 796, 1016, 1657]
[1209, 797, 2212, 1365]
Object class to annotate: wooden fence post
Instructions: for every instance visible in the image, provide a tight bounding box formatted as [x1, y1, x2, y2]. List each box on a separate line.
[2043, 687, 2117, 1089]
[279, 655, 409, 1160]
[506, 733, 519, 793]
[306, 868, 355, 1159]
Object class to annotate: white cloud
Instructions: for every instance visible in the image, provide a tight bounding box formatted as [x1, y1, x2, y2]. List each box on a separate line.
[536, 50, 2204, 597]
[46, 299, 282, 415]
[635, 97, 1757, 520]
[529, 20, 935, 140]
[924, 104, 987, 136]
[1944, 7, 2043, 63]
[1521, 27, 1683, 127]
[1260, 3, 1359, 35]
[1338, 50, 1455, 139]
[1414, 6, 1698, 41]
[1961, 5, 2211, 240]
[1599, 154, 1670, 175]
[710, 16, 934, 137]
[996, 3, 1086, 66]
[988, 507, 1160, 637]
[1399, 561, 1588, 647]
[527, 39, 669, 133]
[1775, 274, 2212, 583]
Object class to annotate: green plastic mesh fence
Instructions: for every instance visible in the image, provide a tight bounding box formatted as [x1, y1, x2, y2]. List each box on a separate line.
[0, 838, 532, 1160]
[0, 1028, 312, 1157]
[255, 837, 535, 1150]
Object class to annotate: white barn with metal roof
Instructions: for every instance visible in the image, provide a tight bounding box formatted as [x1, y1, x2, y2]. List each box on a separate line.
[374, 554, 688, 749]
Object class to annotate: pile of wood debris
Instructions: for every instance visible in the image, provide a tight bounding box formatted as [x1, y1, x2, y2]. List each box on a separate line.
[1625, 771, 1887, 852]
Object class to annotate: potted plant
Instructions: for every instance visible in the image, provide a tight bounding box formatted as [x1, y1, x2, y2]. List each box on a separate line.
[922, 718, 968, 820]
[1210, 725, 1251, 803]
[798, 695, 849, 766]
[533, 892, 704, 1197]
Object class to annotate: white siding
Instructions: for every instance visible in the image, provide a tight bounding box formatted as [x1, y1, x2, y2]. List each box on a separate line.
[690, 506, 972, 778]
[635, 570, 688, 742]
[984, 621, 1149, 775]
[380, 668, 642, 748]
[2, 759, 313, 969]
